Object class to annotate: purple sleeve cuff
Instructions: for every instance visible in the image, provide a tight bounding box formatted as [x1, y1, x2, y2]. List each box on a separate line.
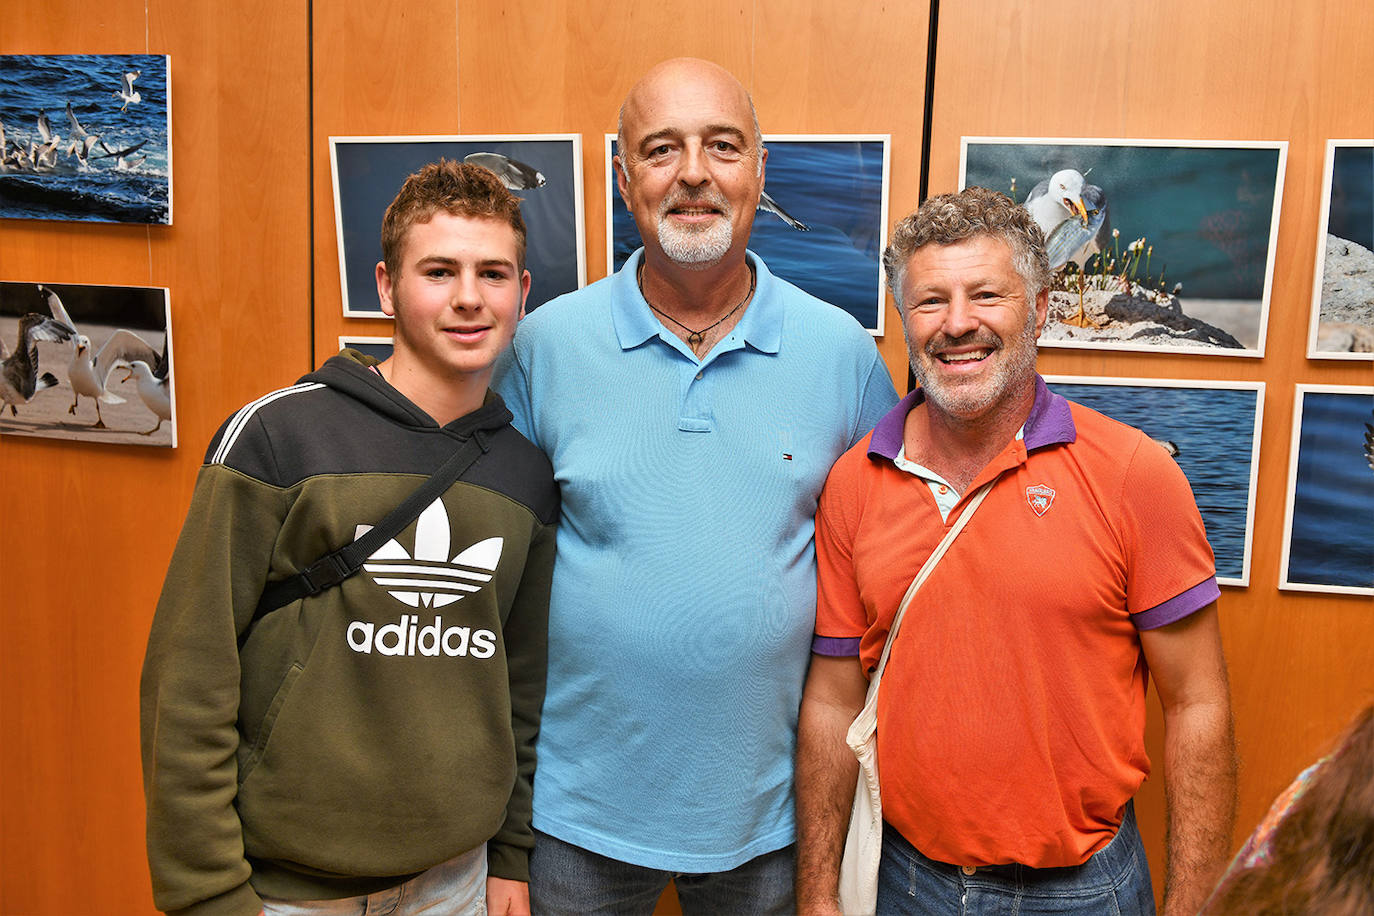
[1132, 577, 1221, 630]
[812, 635, 862, 656]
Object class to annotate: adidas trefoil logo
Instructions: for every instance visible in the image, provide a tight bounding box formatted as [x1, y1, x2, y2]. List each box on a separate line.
[356, 497, 504, 609]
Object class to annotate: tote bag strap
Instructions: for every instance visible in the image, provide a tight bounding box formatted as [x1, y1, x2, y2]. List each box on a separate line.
[866, 478, 994, 703]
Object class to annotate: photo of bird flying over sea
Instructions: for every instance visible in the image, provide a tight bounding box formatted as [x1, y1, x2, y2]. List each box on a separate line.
[330, 135, 585, 317]
[962, 138, 1286, 357]
[0, 280, 174, 448]
[1280, 386, 1374, 596]
[1044, 376, 1264, 586]
[0, 54, 171, 224]
[608, 134, 891, 334]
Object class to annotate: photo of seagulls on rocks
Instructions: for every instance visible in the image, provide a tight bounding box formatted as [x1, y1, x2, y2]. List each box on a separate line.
[962, 138, 1287, 357]
[0, 53, 170, 224]
[331, 135, 584, 317]
[1308, 140, 1374, 359]
[0, 281, 174, 448]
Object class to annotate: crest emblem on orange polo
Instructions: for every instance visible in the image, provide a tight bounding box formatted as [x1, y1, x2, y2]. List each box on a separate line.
[1026, 484, 1056, 517]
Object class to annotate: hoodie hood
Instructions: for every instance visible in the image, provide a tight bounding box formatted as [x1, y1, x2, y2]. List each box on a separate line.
[304, 349, 513, 437]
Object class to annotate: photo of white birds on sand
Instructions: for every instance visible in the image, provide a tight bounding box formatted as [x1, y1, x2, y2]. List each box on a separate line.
[962, 138, 1286, 357]
[0, 281, 174, 447]
[1307, 140, 1374, 359]
[0, 54, 171, 224]
[608, 134, 891, 334]
[331, 135, 585, 317]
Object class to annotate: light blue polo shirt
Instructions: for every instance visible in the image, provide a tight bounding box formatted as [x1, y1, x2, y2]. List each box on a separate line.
[493, 249, 898, 871]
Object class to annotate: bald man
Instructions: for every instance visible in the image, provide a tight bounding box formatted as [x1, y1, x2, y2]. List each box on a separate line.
[493, 58, 897, 914]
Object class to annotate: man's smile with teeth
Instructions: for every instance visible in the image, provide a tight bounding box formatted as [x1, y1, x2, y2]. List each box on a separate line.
[939, 349, 992, 363]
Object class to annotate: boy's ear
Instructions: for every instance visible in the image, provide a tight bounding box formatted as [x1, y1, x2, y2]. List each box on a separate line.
[375, 261, 397, 317]
[518, 270, 531, 320]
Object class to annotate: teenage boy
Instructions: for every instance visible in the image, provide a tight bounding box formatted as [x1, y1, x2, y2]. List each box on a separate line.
[141, 160, 557, 916]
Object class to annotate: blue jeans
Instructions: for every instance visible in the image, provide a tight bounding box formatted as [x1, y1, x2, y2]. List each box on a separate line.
[876, 802, 1156, 915]
[528, 829, 794, 915]
[260, 845, 486, 915]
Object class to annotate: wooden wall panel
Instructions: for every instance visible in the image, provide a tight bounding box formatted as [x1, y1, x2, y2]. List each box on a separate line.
[0, 1, 310, 912]
[929, 0, 1374, 900]
[310, 0, 461, 365]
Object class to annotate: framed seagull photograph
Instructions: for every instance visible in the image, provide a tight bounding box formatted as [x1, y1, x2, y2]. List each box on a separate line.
[1279, 384, 1374, 596]
[338, 336, 393, 362]
[605, 133, 892, 335]
[1042, 376, 1264, 587]
[1307, 139, 1374, 360]
[961, 138, 1287, 358]
[330, 134, 586, 318]
[0, 280, 174, 448]
[0, 53, 172, 224]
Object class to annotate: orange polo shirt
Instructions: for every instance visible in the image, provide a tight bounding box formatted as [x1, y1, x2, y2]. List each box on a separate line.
[814, 378, 1219, 869]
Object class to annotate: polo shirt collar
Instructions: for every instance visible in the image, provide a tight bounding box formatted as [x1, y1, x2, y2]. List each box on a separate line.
[867, 374, 1077, 462]
[611, 248, 783, 354]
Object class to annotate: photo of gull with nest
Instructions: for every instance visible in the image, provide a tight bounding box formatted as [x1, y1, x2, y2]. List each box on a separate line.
[0, 54, 171, 224]
[0, 281, 174, 447]
[962, 138, 1286, 357]
[1308, 140, 1374, 359]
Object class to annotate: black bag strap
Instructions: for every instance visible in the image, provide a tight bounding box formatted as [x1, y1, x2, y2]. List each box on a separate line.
[246, 430, 490, 632]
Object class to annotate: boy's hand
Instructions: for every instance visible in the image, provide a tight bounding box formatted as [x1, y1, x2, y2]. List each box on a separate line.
[486, 876, 530, 916]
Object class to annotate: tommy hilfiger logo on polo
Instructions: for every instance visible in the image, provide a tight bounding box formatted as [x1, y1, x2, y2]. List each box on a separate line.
[1026, 484, 1056, 517]
[355, 498, 504, 609]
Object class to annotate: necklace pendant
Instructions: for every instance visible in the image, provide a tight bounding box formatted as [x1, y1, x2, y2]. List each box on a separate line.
[688, 331, 704, 347]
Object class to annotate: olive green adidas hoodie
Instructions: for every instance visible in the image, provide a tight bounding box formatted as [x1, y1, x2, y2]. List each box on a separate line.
[140, 351, 557, 915]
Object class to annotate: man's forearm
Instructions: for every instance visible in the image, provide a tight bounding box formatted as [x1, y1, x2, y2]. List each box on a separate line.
[795, 658, 867, 915]
[1161, 697, 1237, 916]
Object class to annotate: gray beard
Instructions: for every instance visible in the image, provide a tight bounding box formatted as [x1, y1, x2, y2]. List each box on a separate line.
[656, 214, 732, 267]
[910, 305, 1039, 419]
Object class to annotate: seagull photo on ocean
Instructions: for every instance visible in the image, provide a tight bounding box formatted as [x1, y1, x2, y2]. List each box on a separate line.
[114, 70, 141, 111]
[758, 189, 809, 231]
[1024, 168, 1111, 327]
[464, 152, 546, 190]
[39, 284, 161, 428]
[1, 313, 73, 418]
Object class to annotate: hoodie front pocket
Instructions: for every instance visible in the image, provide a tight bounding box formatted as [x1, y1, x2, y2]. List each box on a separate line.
[239, 661, 302, 785]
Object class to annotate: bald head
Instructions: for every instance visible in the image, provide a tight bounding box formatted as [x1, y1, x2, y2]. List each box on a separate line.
[615, 58, 763, 171]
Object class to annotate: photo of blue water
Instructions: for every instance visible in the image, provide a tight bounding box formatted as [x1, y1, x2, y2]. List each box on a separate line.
[1046, 381, 1260, 583]
[333, 137, 583, 316]
[339, 338, 394, 361]
[1287, 391, 1374, 590]
[963, 142, 1282, 301]
[611, 137, 887, 331]
[1327, 144, 1373, 250]
[0, 54, 170, 224]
